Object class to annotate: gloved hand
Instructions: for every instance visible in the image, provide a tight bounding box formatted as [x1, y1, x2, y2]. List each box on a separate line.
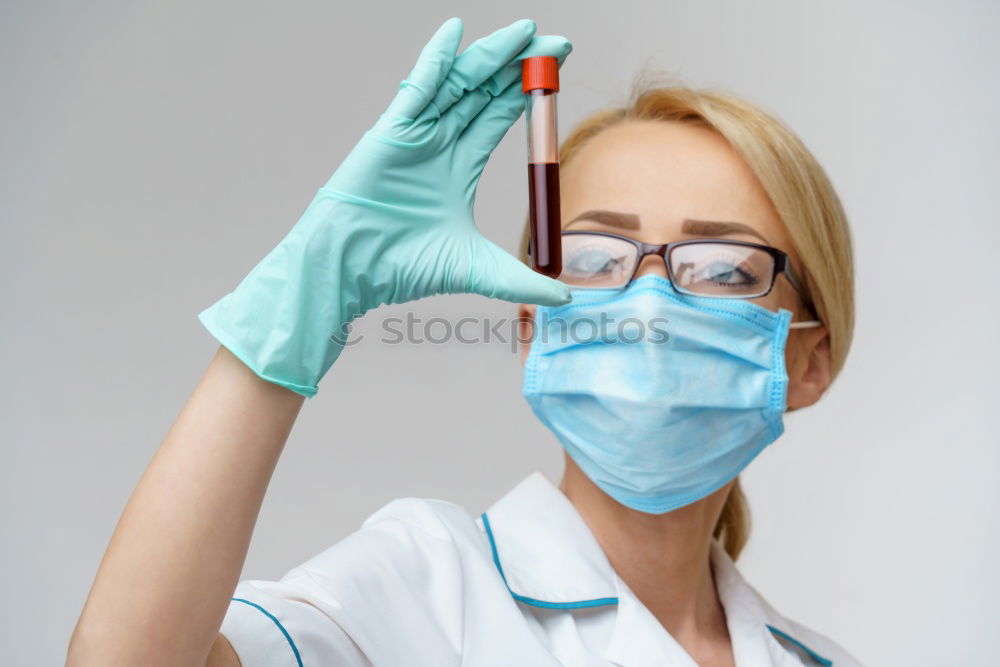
[198, 17, 572, 397]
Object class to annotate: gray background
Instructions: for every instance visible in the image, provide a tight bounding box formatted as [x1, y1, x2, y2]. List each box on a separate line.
[3, 1, 998, 665]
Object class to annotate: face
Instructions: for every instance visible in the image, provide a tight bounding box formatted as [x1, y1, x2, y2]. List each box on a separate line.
[519, 120, 832, 410]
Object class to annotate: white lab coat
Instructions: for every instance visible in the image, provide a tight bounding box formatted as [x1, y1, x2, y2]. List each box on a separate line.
[220, 471, 863, 666]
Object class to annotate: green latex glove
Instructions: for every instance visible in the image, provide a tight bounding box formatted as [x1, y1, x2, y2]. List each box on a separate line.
[198, 17, 572, 397]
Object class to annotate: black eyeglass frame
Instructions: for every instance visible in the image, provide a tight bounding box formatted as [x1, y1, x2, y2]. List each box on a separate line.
[560, 230, 818, 319]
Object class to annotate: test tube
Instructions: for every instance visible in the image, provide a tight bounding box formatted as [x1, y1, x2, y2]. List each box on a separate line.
[522, 56, 562, 278]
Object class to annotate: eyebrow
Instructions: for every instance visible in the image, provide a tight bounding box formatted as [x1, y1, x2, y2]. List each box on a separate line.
[565, 209, 770, 244]
[682, 219, 770, 244]
[566, 210, 640, 229]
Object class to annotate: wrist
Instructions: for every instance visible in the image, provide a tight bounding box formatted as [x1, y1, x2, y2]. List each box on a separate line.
[197, 190, 374, 397]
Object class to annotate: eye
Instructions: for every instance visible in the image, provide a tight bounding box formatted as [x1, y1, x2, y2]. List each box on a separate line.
[697, 258, 758, 286]
[680, 253, 761, 289]
[669, 242, 775, 297]
[564, 245, 629, 277]
[559, 235, 639, 287]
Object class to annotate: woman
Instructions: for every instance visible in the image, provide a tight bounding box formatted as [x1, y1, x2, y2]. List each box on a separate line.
[68, 17, 861, 667]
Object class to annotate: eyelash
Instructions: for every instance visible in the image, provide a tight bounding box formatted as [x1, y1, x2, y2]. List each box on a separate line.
[697, 253, 760, 281]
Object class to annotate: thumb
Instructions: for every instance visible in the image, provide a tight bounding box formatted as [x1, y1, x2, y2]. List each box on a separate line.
[469, 236, 572, 306]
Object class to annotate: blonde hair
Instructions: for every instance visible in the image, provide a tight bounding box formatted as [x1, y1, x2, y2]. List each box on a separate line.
[520, 70, 855, 561]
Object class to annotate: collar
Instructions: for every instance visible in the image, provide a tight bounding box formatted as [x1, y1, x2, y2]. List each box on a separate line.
[477, 471, 832, 666]
[708, 539, 833, 666]
[479, 470, 619, 608]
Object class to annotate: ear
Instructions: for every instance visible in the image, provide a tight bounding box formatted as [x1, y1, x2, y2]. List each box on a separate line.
[786, 326, 832, 411]
[517, 303, 537, 365]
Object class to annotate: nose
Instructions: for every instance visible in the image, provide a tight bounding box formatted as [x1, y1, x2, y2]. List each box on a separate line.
[633, 253, 670, 281]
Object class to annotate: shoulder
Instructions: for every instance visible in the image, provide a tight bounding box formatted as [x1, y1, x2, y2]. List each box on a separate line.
[223, 496, 501, 666]
[302, 495, 487, 569]
[359, 494, 483, 539]
[284, 494, 506, 622]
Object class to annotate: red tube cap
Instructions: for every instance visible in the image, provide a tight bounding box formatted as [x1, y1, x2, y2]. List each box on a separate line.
[522, 56, 559, 93]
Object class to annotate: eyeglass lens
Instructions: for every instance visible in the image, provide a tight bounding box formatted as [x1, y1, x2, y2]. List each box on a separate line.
[559, 234, 776, 297]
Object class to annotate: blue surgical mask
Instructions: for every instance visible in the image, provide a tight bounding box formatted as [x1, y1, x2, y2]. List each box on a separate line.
[522, 273, 801, 514]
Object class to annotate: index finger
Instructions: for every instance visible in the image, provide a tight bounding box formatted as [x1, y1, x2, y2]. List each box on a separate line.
[481, 34, 573, 97]
[426, 18, 538, 116]
[383, 17, 465, 121]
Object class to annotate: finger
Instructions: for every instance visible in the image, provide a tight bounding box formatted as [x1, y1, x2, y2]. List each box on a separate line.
[481, 34, 572, 96]
[426, 18, 536, 117]
[439, 86, 493, 139]
[383, 17, 464, 121]
[446, 35, 572, 147]
[454, 76, 526, 168]
[469, 237, 572, 306]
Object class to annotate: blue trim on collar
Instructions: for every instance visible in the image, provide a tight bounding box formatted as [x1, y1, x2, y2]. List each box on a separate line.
[481, 512, 619, 609]
[766, 624, 833, 666]
[483, 510, 833, 664]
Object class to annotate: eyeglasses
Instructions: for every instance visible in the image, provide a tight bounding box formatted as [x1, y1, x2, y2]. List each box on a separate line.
[558, 231, 821, 325]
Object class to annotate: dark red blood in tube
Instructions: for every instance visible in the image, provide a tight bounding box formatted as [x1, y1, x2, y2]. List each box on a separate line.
[523, 57, 562, 279]
[527, 162, 562, 278]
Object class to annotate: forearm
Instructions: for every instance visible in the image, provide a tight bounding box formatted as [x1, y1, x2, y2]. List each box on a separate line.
[68, 345, 305, 666]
